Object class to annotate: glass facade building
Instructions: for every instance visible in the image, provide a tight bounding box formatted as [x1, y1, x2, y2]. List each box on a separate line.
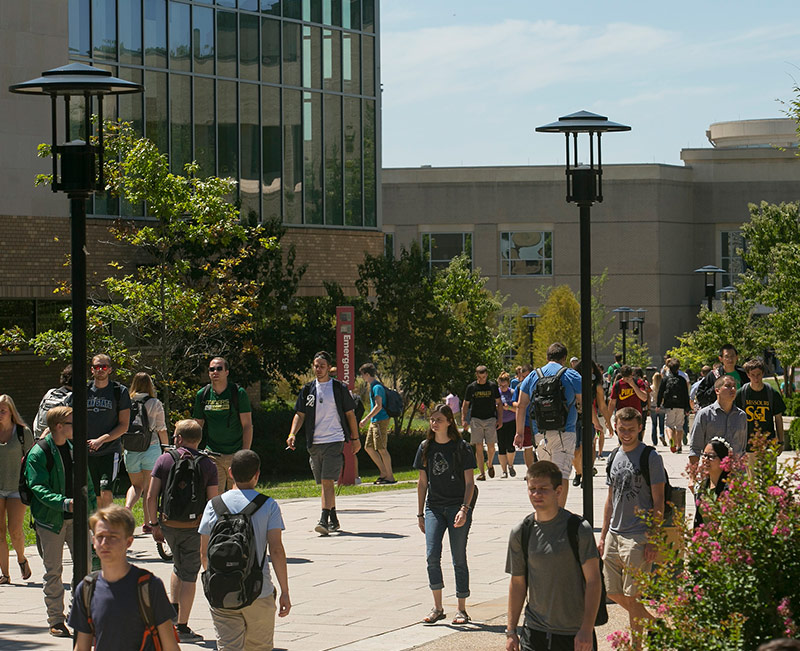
[68, 0, 379, 227]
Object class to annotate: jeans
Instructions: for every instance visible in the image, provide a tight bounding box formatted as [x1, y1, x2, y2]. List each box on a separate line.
[650, 409, 665, 445]
[424, 503, 472, 598]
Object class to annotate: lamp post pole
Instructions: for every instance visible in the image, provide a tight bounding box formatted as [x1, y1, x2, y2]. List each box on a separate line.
[537, 111, 630, 525]
[523, 312, 540, 367]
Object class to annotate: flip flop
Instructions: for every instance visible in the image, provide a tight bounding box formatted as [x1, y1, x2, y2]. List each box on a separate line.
[0, 575, 10, 585]
[19, 558, 31, 580]
[452, 610, 471, 625]
[422, 608, 445, 624]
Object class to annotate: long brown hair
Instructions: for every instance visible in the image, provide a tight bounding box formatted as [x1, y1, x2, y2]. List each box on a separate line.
[421, 403, 462, 467]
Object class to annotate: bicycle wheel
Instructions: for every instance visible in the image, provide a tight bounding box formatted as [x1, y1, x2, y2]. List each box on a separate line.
[156, 539, 173, 562]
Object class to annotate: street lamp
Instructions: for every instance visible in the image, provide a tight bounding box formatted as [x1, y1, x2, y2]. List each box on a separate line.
[537, 110, 630, 525]
[9, 63, 143, 585]
[694, 265, 726, 311]
[613, 307, 634, 364]
[522, 312, 540, 366]
[634, 308, 647, 345]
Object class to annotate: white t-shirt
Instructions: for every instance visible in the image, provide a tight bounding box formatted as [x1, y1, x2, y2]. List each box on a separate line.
[313, 379, 345, 444]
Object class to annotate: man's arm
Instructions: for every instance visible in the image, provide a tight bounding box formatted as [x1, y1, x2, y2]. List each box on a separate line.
[88, 407, 130, 451]
[360, 391, 382, 427]
[200, 534, 209, 570]
[495, 397, 503, 429]
[776, 414, 785, 446]
[513, 392, 530, 449]
[344, 409, 362, 453]
[268, 527, 291, 617]
[576, 557, 602, 651]
[74, 632, 93, 651]
[461, 400, 471, 428]
[286, 412, 305, 450]
[157, 620, 180, 651]
[240, 411, 253, 450]
[688, 410, 704, 466]
[146, 476, 161, 525]
[505, 575, 527, 651]
[628, 378, 647, 402]
[597, 485, 613, 557]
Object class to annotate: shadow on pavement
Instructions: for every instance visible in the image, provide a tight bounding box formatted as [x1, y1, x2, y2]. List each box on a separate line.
[334, 531, 409, 539]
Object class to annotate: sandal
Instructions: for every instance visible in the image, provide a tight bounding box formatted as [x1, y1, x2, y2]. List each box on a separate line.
[19, 558, 31, 580]
[476, 474, 486, 481]
[0, 575, 10, 585]
[422, 608, 446, 624]
[452, 610, 471, 625]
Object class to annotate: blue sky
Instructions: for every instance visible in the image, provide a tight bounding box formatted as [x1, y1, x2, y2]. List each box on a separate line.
[380, 0, 800, 168]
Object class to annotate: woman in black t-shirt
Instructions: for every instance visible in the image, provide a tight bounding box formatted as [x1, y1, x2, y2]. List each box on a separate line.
[693, 437, 731, 530]
[414, 404, 476, 626]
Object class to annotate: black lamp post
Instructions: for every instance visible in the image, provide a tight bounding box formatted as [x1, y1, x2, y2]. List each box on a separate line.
[522, 312, 540, 366]
[536, 111, 630, 525]
[613, 307, 634, 364]
[634, 308, 647, 345]
[694, 265, 726, 311]
[9, 63, 142, 585]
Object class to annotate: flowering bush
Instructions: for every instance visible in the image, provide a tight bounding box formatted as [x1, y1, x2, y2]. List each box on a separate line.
[608, 435, 800, 650]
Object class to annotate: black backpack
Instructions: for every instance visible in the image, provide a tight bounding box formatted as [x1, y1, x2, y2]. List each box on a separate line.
[159, 449, 208, 522]
[19, 433, 52, 506]
[530, 367, 569, 431]
[383, 386, 403, 418]
[122, 396, 153, 452]
[201, 493, 269, 610]
[662, 375, 683, 408]
[519, 512, 608, 626]
[606, 445, 686, 527]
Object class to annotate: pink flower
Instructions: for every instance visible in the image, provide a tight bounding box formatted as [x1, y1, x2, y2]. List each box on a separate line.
[720, 456, 733, 472]
[607, 630, 631, 649]
[768, 486, 786, 498]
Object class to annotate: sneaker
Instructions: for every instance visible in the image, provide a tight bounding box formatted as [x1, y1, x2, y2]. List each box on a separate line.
[487, 466, 495, 478]
[659, 437, 667, 446]
[315, 520, 330, 536]
[592, 467, 598, 476]
[355, 476, 362, 485]
[501, 471, 508, 479]
[328, 511, 341, 532]
[508, 465, 516, 477]
[176, 625, 203, 643]
[670, 445, 677, 454]
[572, 474, 582, 487]
[49, 623, 71, 638]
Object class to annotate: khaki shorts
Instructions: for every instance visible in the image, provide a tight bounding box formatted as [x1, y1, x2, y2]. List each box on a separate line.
[309, 442, 345, 483]
[211, 591, 277, 651]
[534, 430, 576, 479]
[365, 419, 389, 450]
[603, 531, 651, 597]
[664, 408, 685, 429]
[469, 417, 497, 447]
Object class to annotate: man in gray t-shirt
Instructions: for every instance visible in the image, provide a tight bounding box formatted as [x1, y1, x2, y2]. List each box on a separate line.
[599, 407, 665, 648]
[505, 461, 601, 651]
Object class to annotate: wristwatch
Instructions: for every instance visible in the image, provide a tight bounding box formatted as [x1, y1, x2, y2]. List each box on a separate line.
[148, 521, 160, 527]
[505, 629, 517, 638]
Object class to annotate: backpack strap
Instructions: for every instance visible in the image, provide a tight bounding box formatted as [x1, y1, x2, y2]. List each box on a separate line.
[535, 368, 544, 382]
[555, 366, 567, 381]
[240, 493, 268, 518]
[211, 494, 231, 516]
[566, 513, 583, 566]
[605, 447, 619, 481]
[640, 445, 654, 487]
[81, 571, 101, 636]
[519, 512, 537, 588]
[135, 570, 166, 651]
[16, 425, 25, 447]
[227, 382, 240, 428]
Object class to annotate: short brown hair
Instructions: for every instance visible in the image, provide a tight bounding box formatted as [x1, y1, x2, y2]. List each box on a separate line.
[359, 362, 377, 377]
[615, 406, 642, 425]
[546, 342, 567, 361]
[231, 449, 261, 484]
[497, 371, 510, 383]
[90, 504, 135, 538]
[175, 419, 202, 443]
[714, 375, 736, 390]
[743, 358, 766, 374]
[526, 460, 562, 489]
[47, 405, 73, 430]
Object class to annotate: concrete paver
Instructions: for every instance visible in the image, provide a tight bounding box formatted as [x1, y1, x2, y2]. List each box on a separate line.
[2, 427, 762, 651]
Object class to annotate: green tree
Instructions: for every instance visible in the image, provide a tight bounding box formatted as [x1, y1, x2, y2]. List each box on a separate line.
[532, 285, 581, 366]
[612, 334, 653, 370]
[591, 269, 615, 361]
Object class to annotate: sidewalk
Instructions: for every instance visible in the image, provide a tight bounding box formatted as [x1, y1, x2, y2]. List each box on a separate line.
[0, 432, 715, 651]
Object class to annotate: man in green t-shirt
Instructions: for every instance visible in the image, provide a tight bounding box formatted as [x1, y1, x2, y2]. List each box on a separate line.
[606, 353, 622, 383]
[192, 356, 253, 492]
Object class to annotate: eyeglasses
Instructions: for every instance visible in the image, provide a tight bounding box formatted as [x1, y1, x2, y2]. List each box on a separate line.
[92, 364, 109, 370]
[701, 452, 718, 460]
[208, 366, 225, 373]
[64, 422, 73, 426]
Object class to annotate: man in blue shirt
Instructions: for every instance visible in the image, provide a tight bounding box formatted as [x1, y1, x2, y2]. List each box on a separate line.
[515, 343, 582, 506]
[358, 363, 396, 484]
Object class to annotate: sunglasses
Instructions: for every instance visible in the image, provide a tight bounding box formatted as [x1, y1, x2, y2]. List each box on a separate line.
[209, 366, 225, 373]
[92, 364, 110, 370]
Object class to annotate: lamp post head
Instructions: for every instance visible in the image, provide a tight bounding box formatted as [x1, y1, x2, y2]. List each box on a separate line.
[9, 63, 143, 196]
[612, 306, 634, 326]
[523, 312, 540, 323]
[536, 111, 630, 205]
[636, 308, 647, 323]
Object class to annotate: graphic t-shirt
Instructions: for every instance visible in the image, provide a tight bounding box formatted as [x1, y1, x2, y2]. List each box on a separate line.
[69, 565, 175, 651]
[464, 381, 500, 420]
[413, 439, 476, 508]
[610, 378, 649, 414]
[369, 381, 389, 422]
[499, 388, 516, 424]
[57, 442, 74, 520]
[606, 442, 666, 535]
[87, 382, 131, 456]
[192, 384, 252, 454]
[735, 383, 786, 442]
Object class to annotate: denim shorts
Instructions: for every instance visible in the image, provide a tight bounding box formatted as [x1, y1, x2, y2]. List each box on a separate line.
[124, 441, 162, 473]
[0, 489, 21, 500]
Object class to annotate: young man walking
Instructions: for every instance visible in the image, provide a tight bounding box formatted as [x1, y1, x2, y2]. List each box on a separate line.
[607, 365, 649, 420]
[735, 357, 786, 453]
[656, 358, 691, 453]
[515, 343, 582, 506]
[146, 419, 218, 642]
[193, 356, 253, 493]
[506, 461, 601, 651]
[461, 365, 502, 480]
[695, 343, 748, 408]
[599, 407, 665, 649]
[286, 351, 361, 535]
[25, 406, 96, 638]
[86, 353, 131, 508]
[199, 449, 291, 651]
[69, 505, 178, 651]
[358, 363, 396, 484]
[33, 364, 73, 438]
[689, 375, 748, 468]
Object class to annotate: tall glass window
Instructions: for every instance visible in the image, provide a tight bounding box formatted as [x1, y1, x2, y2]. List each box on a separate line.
[362, 0, 374, 33]
[323, 0, 341, 27]
[500, 232, 553, 276]
[93, 0, 117, 60]
[169, 1, 191, 72]
[217, 11, 238, 78]
[322, 29, 340, 92]
[144, 70, 168, 154]
[342, 0, 360, 30]
[342, 33, 359, 95]
[363, 99, 376, 227]
[240, 13, 260, 81]
[344, 96, 361, 226]
[261, 18, 280, 83]
[324, 94, 343, 224]
[303, 91, 322, 223]
[194, 77, 216, 176]
[303, 0, 323, 23]
[283, 22, 302, 87]
[144, 0, 167, 68]
[262, 86, 281, 221]
[362, 35, 374, 97]
[302, 26, 321, 89]
[423, 233, 473, 270]
[170, 74, 192, 174]
[240, 83, 261, 219]
[69, 0, 91, 56]
[720, 231, 747, 287]
[218, 80, 238, 182]
[193, 5, 215, 75]
[262, 0, 281, 16]
[283, 89, 303, 224]
[119, 0, 143, 64]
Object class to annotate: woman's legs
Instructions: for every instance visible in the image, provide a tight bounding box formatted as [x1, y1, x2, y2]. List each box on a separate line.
[424, 508, 447, 605]
[125, 469, 152, 523]
[0, 498, 9, 577]
[5, 498, 28, 568]
[446, 507, 471, 600]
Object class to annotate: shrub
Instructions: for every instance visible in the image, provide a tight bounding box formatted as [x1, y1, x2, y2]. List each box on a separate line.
[788, 418, 800, 452]
[608, 435, 800, 650]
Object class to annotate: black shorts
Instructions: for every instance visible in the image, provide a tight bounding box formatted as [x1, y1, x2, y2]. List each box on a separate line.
[497, 420, 516, 455]
[521, 627, 597, 651]
[88, 453, 117, 494]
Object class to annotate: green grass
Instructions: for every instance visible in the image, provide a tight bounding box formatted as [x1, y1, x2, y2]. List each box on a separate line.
[11, 470, 419, 549]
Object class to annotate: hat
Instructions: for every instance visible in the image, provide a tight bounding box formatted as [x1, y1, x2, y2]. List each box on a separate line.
[570, 356, 579, 363]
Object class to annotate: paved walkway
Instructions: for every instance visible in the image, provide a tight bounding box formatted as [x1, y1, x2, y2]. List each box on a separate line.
[0, 430, 742, 651]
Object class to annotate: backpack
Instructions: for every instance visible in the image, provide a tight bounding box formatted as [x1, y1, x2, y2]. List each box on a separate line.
[81, 569, 175, 651]
[383, 386, 403, 418]
[201, 493, 269, 610]
[519, 512, 608, 626]
[159, 449, 208, 522]
[19, 434, 52, 506]
[199, 382, 240, 428]
[122, 396, 154, 452]
[530, 367, 569, 431]
[33, 386, 72, 438]
[606, 445, 686, 527]
[662, 375, 683, 408]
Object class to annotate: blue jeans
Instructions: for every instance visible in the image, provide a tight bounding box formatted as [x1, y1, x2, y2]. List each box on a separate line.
[650, 409, 665, 445]
[424, 503, 472, 598]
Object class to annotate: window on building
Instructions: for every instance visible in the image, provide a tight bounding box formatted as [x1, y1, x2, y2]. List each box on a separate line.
[422, 233, 472, 270]
[500, 231, 553, 276]
[720, 230, 747, 287]
[0, 300, 71, 341]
